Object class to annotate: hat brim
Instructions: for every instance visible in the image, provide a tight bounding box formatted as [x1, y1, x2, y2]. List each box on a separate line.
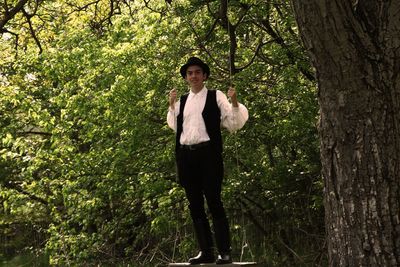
[180, 62, 210, 79]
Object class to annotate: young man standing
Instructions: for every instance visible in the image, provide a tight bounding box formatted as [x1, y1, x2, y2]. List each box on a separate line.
[167, 57, 248, 264]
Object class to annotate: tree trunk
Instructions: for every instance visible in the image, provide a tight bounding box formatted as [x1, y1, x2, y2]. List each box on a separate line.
[291, 1, 400, 266]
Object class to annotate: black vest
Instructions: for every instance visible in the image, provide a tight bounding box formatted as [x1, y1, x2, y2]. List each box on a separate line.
[176, 90, 222, 153]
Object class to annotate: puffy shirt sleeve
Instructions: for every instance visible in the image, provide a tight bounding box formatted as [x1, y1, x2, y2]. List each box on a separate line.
[216, 90, 249, 133]
[167, 101, 180, 132]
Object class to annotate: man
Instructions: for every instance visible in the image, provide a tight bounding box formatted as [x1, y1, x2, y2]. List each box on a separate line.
[167, 57, 248, 265]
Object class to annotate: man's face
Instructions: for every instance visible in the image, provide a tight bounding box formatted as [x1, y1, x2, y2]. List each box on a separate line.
[185, 65, 207, 88]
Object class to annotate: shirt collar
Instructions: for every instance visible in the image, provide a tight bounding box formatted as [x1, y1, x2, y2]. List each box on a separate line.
[189, 86, 207, 98]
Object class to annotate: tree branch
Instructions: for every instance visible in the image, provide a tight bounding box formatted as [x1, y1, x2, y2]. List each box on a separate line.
[204, 17, 219, 41]
[257, 18, 315, 81]
[219, 0, 237, 75]
[16, 130, 52, 136]
[240, 193, 266, 211]
[2, 28, 19, 52]
[236, 197, 269, 236]
[66, 0, 101, 13]
[236, 40, 265, 72]
[3, 181, 49, 206]
[0, 0, 30, 31]
[22, 8, 42, 53]
[143, 0, 166, 16]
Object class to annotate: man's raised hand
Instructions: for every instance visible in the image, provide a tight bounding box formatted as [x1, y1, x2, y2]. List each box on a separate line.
[169, 88, 177, 109]
[227, 87, 238, 107]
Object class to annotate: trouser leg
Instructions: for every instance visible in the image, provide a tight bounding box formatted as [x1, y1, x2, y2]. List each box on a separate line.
[183, 185, 214, 251]
[200, 150, 232, 264]
[192, 218, 214, 251]
[204, 187, 231, 255]
[183, 181, 215, 264]
[212, 216, 231, 254]
[200, 150, 231, 254]
[177, 146, 231, 263]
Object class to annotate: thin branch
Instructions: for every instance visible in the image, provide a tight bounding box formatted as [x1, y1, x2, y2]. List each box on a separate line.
[204, 18, 219, 41]
[240, 193, 266, 211]
[122, 0, 139, 18]
[233, 2, 251, 28]
[236, 40, 265, 72]
[3, 0, 9, 11]
[16, 130, 52, 136]
[143, 0, 166, 15]
[237, 195, 305, 264]
[66, 0, 101, 13]
[108, 0, 115, 25]
[4, 181, 49, 206]
[276, 234, 305, 263]
[256, 18, 315, 81]
[0, 0, 30, 31]
[219, 0, 237, 75]
[22, 0, 41, 17]
[237, 197, 269, 236]
[273, 3, 297, 39]
[22, 8, 42, 53]
[2, 28, 19, 52]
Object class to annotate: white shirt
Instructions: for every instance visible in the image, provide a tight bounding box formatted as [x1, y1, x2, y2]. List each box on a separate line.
[167, 87, 249, 145]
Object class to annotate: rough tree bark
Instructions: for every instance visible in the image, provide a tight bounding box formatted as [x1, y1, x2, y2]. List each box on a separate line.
[291, 1, 400, 266]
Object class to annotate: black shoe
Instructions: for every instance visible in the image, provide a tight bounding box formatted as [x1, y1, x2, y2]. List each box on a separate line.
[189, 250, 215, 265]
[216, 252, 232, 264]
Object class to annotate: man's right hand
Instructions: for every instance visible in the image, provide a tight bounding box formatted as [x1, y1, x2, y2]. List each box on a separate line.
[169, 88, 177, 109]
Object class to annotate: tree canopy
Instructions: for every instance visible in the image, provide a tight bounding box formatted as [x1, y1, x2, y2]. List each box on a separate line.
[1, 1, 323, 266]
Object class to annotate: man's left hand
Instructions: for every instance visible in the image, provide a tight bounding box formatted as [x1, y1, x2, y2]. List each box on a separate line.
[228, 87, 239, 107]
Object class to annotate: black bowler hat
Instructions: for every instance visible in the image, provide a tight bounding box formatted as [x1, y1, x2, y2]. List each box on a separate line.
[180, 57, 210, 79]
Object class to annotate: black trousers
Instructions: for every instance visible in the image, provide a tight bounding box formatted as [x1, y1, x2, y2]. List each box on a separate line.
[176, 144, 226, 222]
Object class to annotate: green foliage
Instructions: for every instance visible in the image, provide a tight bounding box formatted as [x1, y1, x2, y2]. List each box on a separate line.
[0, 0, 325, 266]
